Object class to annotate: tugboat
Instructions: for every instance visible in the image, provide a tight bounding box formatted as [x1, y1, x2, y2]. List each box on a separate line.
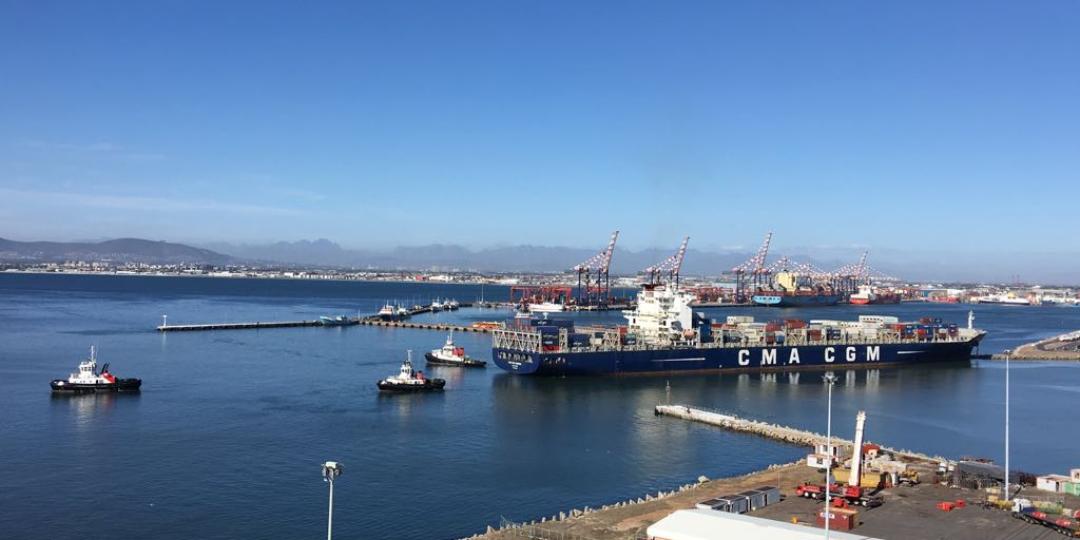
[377, 351, 446, 392]
[425, 332, 486, 367]
[50, 347, 141, 394]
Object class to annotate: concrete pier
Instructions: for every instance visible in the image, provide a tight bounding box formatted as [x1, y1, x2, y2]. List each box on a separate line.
[156, 303, 494, 333]
[654, 404, 946, 462]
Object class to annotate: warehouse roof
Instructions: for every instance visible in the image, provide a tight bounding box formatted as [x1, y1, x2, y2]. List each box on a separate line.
[647, 509, 885, 540]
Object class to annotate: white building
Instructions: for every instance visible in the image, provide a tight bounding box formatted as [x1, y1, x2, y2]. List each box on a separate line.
[1037, 474, 1072, 493]
[647, 509, 884, 540]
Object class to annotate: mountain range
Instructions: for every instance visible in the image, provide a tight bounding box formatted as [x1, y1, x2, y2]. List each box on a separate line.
[6, 236, 1074, 284]
[0, 237, 233, 265]
[199, 239, 771, 274]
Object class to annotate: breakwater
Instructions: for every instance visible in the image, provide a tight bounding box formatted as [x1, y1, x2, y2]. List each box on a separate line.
[654, 404, 948, 463]
[156, 302, 497, 333]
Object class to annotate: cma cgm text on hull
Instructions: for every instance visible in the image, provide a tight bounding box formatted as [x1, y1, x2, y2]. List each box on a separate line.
[491, 283, 985, 376]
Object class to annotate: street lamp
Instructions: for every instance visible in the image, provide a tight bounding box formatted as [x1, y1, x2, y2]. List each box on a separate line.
[823, 372, 837, 539]
[1003, 349, 1011, 502]
[322, 461, 344, 540]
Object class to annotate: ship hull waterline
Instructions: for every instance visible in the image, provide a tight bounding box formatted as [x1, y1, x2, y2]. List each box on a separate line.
[493, 336, 983, 376]
[424, 352, 487, 368]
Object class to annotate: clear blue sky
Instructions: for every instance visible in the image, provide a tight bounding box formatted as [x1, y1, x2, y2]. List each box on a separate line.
[1, 1, 1078, 255]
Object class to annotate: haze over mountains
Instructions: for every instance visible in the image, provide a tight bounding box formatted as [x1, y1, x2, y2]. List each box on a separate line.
[3, 236, 1078, 284]
[199, 239, 763, 275]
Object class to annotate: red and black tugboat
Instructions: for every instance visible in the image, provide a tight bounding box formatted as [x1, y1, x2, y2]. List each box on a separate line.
[377, 350, 445, 392]
[425, 332, 486, 368]
[50, 347, 142, 394]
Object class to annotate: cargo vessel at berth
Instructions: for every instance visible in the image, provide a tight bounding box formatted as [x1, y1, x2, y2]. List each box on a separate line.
[751, 271, 841, 307]
[492, 284, 985, 376]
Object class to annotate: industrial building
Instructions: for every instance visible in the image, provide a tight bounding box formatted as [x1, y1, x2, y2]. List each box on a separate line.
[646, 509, 885, 540]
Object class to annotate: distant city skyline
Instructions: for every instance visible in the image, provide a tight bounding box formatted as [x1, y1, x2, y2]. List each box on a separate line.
[2, 2, 1078, 267]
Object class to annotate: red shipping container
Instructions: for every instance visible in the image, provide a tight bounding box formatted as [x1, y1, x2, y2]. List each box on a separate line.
[817, 508, 856, 531]
[954, 499, 966, 508]
[937, 502, 955, 512]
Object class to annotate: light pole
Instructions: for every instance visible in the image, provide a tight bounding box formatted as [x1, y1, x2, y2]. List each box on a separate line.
[322, 461, 344, 540]
[1003, 349, 1011, 502]
[823, 372, 837, 539]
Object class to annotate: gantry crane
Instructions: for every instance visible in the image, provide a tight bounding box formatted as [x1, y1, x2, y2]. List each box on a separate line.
[572, 231, 619, 306]
[731, 232, 772, 303]
[643, 236, 690, 287]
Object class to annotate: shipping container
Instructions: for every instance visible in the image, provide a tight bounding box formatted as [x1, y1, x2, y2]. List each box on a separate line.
[708, 495, 750, 514]
[738, 489, 768, 511]
[817, 507, 857, 531]
[755, 486, 781, 506]
[530, 318, 575, 329]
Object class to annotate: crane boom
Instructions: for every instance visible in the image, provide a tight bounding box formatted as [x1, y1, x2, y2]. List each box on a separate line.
[849, 411, 867, 489]
[573, 231, 619, 272]
[601, 230, 619, 273]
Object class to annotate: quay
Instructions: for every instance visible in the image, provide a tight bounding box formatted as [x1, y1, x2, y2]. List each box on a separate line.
[468, 407, 1066, 540]
[990, 330, 1080, 361]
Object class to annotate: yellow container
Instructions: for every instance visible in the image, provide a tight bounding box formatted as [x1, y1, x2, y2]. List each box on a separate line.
[832, 469, 885, 489]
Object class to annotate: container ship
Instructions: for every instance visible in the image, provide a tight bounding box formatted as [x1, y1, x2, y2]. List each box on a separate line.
[492, 284, 984, 376]
[849, 285, 901, 305]
[751, 271, 841, 307]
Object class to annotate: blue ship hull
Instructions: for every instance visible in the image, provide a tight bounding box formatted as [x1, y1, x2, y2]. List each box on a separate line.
[752, 294, 842, 307]
[493, 336, 982, 376]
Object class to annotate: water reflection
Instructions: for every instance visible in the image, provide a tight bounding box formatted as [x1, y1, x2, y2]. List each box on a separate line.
[51, 392, 140, 430]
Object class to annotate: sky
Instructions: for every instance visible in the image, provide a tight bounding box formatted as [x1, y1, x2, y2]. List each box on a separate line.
[1, 2, 1078, 265]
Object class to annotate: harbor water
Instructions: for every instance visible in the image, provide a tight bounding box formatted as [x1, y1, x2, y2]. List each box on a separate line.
[2, 273, 1079, 539]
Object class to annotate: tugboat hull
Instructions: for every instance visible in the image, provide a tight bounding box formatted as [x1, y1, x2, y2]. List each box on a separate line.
[424, 352, 487, 368]
[376, 379, 446, 392]
[50, 378, 142, 394]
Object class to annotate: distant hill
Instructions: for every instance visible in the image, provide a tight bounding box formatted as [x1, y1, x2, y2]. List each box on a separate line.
[0, 237, 233, 265]
[202, 239, 760, 275]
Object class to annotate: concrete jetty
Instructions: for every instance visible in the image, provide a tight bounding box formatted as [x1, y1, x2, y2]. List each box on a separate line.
[156, 303, 497, 333]
[156, 318, 497, 333]
[654, 404, 946, 463]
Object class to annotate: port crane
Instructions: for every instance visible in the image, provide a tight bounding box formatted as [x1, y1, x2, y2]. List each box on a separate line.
[797, 410, 883, 508]
[572, 231, 619, 307]
[833, 250, 871, 294]
[732, 232, 772, 303]
[643, 236, 689, 287]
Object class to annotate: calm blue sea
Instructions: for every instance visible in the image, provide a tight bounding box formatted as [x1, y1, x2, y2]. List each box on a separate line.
[1, 274, 1078, 539]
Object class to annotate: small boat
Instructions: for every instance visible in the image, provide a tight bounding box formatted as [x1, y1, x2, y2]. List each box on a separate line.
[50, 347, 141, 394]
[445, 299, 460, 310]
[425, 332, 486, 367]
[320, 315, 351, 326]
[395, 305, 411, 319]
[430, 300, 444, 312]
[377, 351, 446, 392]
[377, 303, 397, 320]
